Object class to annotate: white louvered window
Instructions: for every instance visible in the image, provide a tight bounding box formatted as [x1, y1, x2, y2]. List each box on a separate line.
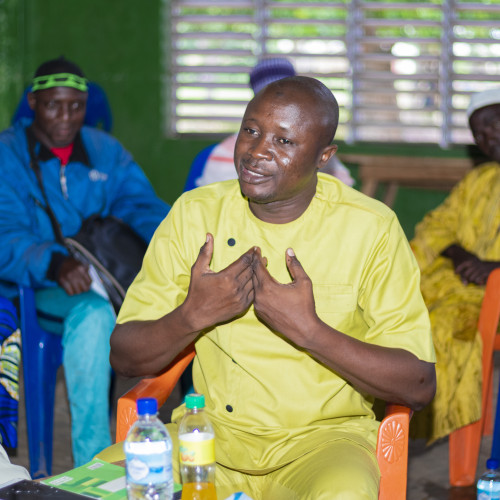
[165, 0, 500, 147]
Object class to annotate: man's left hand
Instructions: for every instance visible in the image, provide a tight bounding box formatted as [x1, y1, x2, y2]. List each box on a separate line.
[252, 247, 318, 345]
[455, 259, 500, 286]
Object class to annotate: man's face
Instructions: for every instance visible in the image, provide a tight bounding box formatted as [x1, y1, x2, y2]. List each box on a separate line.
[470, 103, 500, 163]
[28, 86, 87, 148]
[234, 86, 334, 217]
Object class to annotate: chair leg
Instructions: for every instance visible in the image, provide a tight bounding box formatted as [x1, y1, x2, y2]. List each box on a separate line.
[19, 287, 63, 478]
[449, 420, 483, 486]
[448, 364, 493, 486]
[23, 330, 62, 478]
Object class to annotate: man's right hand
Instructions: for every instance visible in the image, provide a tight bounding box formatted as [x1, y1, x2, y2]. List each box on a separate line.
[183, 233, 256, 331]
[57, 256, 92, 295]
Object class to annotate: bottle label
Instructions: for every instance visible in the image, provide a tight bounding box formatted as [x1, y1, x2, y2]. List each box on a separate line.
[179, 432, 215, 466]
[477, 478, 500, 500]
[125, 442, 172, 485]
[478, 491, 500, 500]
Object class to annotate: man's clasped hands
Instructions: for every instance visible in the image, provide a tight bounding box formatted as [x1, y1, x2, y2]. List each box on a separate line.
[184, 233, 318, 346]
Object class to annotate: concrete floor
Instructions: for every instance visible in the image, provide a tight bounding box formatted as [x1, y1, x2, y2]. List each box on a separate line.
[8, 360, 499, 500]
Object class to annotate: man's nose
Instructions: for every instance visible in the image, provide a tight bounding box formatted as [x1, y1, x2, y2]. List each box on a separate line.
[58, 104, 71, 120]
[250, 136, 273, 160]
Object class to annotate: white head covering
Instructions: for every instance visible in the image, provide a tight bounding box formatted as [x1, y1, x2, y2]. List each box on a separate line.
[466, 88, 500, 119]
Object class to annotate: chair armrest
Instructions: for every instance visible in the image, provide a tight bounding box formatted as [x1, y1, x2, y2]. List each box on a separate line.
[116, 349, 195, 443]
[377, 403, 413, 500]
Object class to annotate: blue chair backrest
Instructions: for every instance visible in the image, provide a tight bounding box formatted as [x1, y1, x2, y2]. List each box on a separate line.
[183, 143, 217, 192]
[11, 82, 113, 132]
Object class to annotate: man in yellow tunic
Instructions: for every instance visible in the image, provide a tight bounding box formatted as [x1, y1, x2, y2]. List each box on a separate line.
[109, 77, 436, 499]
[410, 88, 500, 443]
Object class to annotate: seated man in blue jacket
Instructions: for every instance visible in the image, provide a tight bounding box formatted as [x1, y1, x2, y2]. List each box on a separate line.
[0, 56, 170, 466]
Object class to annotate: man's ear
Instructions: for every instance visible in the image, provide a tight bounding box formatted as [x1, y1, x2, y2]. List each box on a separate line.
[317, 144, 338, 170]
[27, 92, 36, 111]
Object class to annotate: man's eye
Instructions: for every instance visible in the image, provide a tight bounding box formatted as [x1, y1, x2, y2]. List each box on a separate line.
[45, 101, 57, 110]
[71, 102, 83, 110]
[490, 121, 500, 131]
[244, 127, 257, 135]
[278, 138, 292, 145]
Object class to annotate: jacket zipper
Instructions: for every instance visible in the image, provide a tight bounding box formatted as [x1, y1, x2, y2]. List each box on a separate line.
[60, 164, 68, 199]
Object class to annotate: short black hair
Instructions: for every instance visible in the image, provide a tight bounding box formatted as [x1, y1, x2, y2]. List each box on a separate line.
[34, 56, 85, 78]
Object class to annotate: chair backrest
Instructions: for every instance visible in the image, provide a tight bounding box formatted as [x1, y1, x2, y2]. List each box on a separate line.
[11, 82, 113, 132]
[115, 349, 410, 499]
[18, 286, 63, 478]
[183, 144, 217, 192]
[448, 267, 500, 486]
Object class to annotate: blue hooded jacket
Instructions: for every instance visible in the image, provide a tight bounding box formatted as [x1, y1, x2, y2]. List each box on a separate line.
[0, 119, 170, 297]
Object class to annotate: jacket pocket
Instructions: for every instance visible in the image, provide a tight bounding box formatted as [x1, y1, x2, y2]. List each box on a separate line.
[314, 284, 356, 313]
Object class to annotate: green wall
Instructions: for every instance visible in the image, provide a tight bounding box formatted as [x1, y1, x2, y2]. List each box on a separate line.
[4, 0, 473, 238]
[0, 0, 24, 128]
[12, 0, 201, 205]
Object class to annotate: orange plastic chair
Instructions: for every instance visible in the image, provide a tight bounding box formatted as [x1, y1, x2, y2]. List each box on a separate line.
[116, 347, 412, 499]
[448, 267, 500, 486]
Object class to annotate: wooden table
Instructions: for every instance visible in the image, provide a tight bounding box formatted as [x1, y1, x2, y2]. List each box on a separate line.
[338, 153, 473, 207]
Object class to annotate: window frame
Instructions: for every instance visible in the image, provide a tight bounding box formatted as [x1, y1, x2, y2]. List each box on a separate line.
[165, 0, 500, 147]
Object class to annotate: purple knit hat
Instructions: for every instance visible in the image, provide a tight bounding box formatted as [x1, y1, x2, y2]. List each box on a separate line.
[249, 57, 296, 94]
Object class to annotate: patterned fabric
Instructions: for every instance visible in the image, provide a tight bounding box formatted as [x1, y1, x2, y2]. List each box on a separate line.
[0, 297, 20, 448]
[410, 161, 500, 443]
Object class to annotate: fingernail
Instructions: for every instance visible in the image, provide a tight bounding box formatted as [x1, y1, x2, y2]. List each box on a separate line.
[287, 248, 295, 257]
[206, 234, 209, 242]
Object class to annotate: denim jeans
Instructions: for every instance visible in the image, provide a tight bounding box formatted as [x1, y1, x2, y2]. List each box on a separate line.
[35, 287, 114, 466]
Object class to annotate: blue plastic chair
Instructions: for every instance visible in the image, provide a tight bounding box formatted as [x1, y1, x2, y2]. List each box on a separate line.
[183, 144, 217, 192]
[18, 286, 63, 479]
[481, 269, 500, 464]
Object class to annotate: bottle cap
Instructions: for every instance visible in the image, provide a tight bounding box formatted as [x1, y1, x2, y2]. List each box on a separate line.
[185, 393, 205, 409]
[137, 398, 158, 415]
[487, 458, 500, 470]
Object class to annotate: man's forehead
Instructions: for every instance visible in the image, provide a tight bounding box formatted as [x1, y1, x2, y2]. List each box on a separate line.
[34, 87, 88, 100]
[249, 88, 313, 115]
[472, 103, 500, 123]
[254, 92, 324, 124]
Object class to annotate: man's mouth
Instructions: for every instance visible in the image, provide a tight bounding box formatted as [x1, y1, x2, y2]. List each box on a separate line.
[55, 127, 73, 136]
[239, 165, 268, 184]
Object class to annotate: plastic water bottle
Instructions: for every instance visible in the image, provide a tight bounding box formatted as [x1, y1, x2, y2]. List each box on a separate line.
[179, 393, 217, 500]
[125, 397, 173, 500]
[477, 458, 500, 499]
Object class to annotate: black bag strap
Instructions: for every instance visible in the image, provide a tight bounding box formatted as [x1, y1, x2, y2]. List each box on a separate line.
[26, 127, 66, 246]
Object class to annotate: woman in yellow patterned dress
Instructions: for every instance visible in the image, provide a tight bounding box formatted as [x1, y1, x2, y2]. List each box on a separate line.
[410, 88, 500, 443]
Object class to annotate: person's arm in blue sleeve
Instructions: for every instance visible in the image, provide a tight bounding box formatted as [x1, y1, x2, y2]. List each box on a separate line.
[106, 143, 170, 242]
[0, 178, 69, 288]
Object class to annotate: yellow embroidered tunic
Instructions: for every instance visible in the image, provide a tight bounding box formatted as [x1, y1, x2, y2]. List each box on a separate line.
[410, 162, 500, 443]
[118, 174, 435, 473]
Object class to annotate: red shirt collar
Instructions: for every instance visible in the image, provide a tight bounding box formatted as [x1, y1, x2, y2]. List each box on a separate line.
[50, 144, 74, 166]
